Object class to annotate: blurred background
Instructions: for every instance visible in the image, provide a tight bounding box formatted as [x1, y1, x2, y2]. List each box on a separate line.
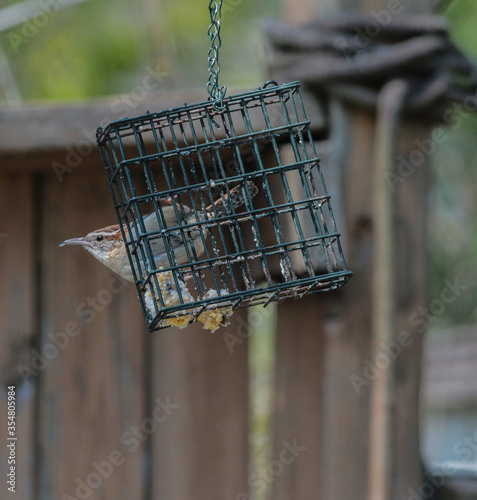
[1, 1, 475, 316]
[1, 0, 477, 499]
[0, 0, 278, 100]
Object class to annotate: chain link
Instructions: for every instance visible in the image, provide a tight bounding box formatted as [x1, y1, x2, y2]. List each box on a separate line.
[207, 0, 227, 109]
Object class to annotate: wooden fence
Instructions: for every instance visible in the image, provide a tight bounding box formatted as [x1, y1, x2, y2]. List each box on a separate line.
[0, 92, 252, 499]
[0, 82, 428, 500]
[0, 0, 437, 495]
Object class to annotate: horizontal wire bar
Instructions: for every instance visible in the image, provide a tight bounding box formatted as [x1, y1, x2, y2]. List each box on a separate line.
[108, 125, 311, 181]
[147, 270, 352, 327]
[96, 82, 301, 142]
[134, 230, 343, 283]
[118, 162, 324, 212]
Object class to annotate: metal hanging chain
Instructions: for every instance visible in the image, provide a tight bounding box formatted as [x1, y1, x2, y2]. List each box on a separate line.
[207, 0, 227, 109]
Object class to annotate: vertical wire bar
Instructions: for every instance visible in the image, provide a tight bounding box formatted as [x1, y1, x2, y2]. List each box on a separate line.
[292, 90, 343, 271]
[188, 113, 224, 294]
[205, 105, 252, 289]
[191, 112, 225, 290]
[256, 91, 296, 281]
[239, 98, 274, 285]
[261, 91, 313, 277]
[223, 100, 258, 289]
[132, 124, 156, 254]
[147, 120, 190, 307]
[180, 125, 212, 297]
[206, 110, 228, 179]
[285, 90, 339, 272]
[114, 126, 147, 283]
[189, 141, 226, 295]
[154, 123, 196, 296]
[104, 140, 126, 211]
[222, 105, 254, 290]
[203, 107, 242, 290]
[108, 132, 156, 315]
[168, 116, 214, 298]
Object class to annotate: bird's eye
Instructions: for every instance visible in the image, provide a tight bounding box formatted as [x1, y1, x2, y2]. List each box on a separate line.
[96, 235, 104, 242]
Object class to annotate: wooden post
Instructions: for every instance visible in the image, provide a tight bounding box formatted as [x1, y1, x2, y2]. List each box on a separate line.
[0, 93, 256, 500]
[0, 174, 36, 499]
[270, 1, 435, 499]
[150, 323, 250, 499]
[38, 170, 147, 499]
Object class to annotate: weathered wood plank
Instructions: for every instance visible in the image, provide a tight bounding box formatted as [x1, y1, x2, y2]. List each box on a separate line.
[38, 169, 147, 499]
[0, 173, 36, 499]
[0, 88, 325, 172]
[150, 315, 250, 500]
[320, 108, 376, 500]
[272, 0, 435, 497]
[269, 109, 431, 500]
[320, 112, 431, 500]
[0, 89, 207, 155]
[270, 294, 327, 500]
[392, 123, 431, 499]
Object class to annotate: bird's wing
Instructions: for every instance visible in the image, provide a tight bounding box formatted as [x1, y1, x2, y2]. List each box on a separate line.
[206, 181, 258, 217]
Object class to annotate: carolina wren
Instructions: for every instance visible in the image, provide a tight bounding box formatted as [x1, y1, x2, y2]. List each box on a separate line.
[60, 181, 258, 282]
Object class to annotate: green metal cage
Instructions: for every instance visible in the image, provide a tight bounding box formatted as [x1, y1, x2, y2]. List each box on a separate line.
[96, 81, 351, 331]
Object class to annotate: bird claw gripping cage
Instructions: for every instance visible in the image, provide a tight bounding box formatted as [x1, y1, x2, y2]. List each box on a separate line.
[95, 3, 351, 331]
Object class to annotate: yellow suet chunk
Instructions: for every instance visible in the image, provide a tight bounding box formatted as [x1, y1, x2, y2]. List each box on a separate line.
[145, 270, 233, 331]
[198, 290, 233, 332]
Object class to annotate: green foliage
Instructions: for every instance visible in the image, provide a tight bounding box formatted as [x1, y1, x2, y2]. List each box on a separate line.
[442, 0, 477, 58]
[430, 4, 477, 326]
[1, 0, 279, 101]
[3, 0, 159, 99]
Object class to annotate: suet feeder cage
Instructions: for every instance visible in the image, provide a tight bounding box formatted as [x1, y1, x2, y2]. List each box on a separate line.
[95, 3, 351, 331]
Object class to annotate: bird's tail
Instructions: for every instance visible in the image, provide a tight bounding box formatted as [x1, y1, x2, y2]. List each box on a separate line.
[207, 181, 258, 217]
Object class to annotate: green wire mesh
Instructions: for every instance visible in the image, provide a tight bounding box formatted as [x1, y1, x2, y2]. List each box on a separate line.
[96, 81, 352, 331]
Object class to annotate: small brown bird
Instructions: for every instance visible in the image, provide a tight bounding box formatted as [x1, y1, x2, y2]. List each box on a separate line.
[60, 181, 258, 281]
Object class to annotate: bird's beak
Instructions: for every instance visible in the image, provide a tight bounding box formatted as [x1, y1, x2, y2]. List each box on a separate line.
[59, 237, 92, 248]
